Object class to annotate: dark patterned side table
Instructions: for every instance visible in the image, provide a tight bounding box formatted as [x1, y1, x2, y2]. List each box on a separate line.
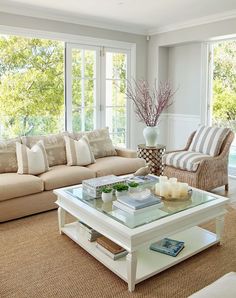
[137, 144, 166, 176]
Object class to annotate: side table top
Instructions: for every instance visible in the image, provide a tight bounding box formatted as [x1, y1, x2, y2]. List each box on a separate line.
[138, 144, 166, 150]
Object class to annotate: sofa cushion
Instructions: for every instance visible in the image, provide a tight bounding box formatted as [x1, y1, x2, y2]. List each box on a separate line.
[21, 133, 68, 167]
[163, 151, 211, 172]
[87, 156, 146, 177]
[70, 127, 117, 158]
[38, 165, 96, 190]
[0, 137, 21, 173]
[16, 141, 49, 175]
[189, 125, 230, 156]
[0, 173, 43, 201]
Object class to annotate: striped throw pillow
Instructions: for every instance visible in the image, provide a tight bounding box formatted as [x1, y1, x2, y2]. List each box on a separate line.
[16, 140, 49, 175]
[189, 126, 230, 156]
[64, 136, 95, 166]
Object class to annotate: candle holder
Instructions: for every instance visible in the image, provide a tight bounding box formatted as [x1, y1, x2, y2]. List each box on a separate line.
[161, 189, 192, 201]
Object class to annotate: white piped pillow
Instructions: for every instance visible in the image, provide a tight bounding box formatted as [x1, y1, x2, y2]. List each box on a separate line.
[64, 135, 95, 166]
[16, 140, 49, 175]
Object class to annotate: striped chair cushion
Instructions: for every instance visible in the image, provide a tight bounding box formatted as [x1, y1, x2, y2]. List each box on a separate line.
[189, 126, 230, 156]
[163, 151, 211, 172]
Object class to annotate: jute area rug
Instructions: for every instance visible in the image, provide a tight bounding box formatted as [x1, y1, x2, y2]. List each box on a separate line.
[1, 207, 236, 298]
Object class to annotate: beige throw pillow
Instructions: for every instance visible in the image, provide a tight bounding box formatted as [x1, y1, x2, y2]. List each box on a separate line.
[21, 132, 68, 167]
[69, 127, 117, 158]
[16, 140, 49, 175]
[0, 137, 21, 173]
[64, 136, 95, 166]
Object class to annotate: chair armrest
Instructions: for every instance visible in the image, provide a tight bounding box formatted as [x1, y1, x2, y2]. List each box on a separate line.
[115, 147, 137, 158]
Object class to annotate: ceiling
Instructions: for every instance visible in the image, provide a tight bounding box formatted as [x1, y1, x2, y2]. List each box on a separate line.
[0, 0, 236, 35]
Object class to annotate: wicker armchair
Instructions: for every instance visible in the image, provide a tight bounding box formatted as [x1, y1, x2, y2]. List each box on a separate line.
[163, 130, 234, 191]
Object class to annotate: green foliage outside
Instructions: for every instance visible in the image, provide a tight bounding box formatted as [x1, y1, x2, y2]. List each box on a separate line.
[213, 41, 236, 132]
[0, 35, 64, 138]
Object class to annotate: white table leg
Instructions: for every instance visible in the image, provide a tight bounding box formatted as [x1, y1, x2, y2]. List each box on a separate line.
[216, 215, 225, 244]
[127, 251, 137, 292]
[58, 207, 66, 235]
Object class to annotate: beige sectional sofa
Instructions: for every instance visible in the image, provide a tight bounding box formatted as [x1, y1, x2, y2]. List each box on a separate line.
[0, 129, 145, 222]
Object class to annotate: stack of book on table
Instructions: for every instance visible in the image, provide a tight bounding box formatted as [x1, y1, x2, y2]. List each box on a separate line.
[150, 238, 185, 257]
[112, 192, 163, 215]
[79, 221, 102, 242]
[96, 236, 128, 260]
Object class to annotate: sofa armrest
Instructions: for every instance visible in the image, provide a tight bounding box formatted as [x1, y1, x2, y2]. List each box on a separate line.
[115, 147, 137, 158]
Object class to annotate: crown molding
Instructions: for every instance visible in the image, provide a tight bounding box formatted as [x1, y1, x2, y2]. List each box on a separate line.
[0, 4, 147, 36]
[148, 9, 236, 35]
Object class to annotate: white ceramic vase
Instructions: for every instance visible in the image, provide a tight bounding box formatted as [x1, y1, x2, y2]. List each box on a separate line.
[143, 126, 158, 147]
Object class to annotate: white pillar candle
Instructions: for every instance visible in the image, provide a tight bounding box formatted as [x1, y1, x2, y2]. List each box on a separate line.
[179, 183, 189, 198]
[160, 182, 170, 198]
[171, 183, 180, 199]
[155, 183, 160, 196]
[159, 176, 168, 184]
[169, 177, 178, 184]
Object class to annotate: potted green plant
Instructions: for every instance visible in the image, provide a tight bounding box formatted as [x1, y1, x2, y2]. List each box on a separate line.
[101, 187, 113, 202]
[113, 183, 129, 197]
[128, 181, 139, 193]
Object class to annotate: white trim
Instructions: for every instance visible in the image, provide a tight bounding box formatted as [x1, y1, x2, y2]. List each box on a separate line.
[0, 25, 136, 50]
[148, 9, 236, 35]
[163, 113, 200, 120]
[200, 42, 211, 126]
[0, 5, 147, 35]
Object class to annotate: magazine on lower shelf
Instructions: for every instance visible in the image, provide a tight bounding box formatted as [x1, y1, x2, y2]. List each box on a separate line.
[150, 238, 185, 257]
[96, 243, 128, 260]
[96, 236, 128, 260]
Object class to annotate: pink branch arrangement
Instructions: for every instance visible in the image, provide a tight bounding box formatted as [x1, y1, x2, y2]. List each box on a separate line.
[126, 79, 176, 127]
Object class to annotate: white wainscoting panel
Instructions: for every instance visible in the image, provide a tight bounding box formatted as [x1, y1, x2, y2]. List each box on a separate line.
[166, 113, 201, 151]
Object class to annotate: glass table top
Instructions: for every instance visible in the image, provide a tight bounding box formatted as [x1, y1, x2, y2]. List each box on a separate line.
[65, 183, 217, 229]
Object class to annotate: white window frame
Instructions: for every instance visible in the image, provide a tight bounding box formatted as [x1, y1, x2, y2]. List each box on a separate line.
[65, 43, 101, 132]
[101, 47, 131, 147]
[0, 25, 136, 147]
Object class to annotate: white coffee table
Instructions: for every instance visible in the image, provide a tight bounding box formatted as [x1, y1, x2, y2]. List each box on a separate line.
[54, 178, 229, 292]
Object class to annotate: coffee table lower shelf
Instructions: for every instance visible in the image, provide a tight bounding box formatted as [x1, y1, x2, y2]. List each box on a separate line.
[61, 223, 218, 285]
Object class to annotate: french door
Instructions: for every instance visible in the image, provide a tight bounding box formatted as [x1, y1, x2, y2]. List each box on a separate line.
[207, 40, 236, 176]
[66, 43, 130, 147]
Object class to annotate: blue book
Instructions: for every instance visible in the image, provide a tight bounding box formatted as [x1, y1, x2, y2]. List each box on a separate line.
[150, 238, 185, 257]
[117, 193, 162, 210]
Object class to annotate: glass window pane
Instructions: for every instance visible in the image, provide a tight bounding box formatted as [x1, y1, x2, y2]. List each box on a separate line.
[106, 107, 126, 147]
[72, 107, 95, 132]
[106, 80, 126, 106]
[84, 50, 95, 79]
[72, 49, 82, 79]
[106, 52, 127, 80]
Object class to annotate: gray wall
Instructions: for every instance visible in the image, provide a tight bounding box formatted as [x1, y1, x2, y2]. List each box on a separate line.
[0, 12, 148, 148]
[168, 43, 202, 115]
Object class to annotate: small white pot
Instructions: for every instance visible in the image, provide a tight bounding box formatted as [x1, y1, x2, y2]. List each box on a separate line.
[129, 187, 139, 193]
[101, 192, 113, 202]
[115, 190, 128, 198]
